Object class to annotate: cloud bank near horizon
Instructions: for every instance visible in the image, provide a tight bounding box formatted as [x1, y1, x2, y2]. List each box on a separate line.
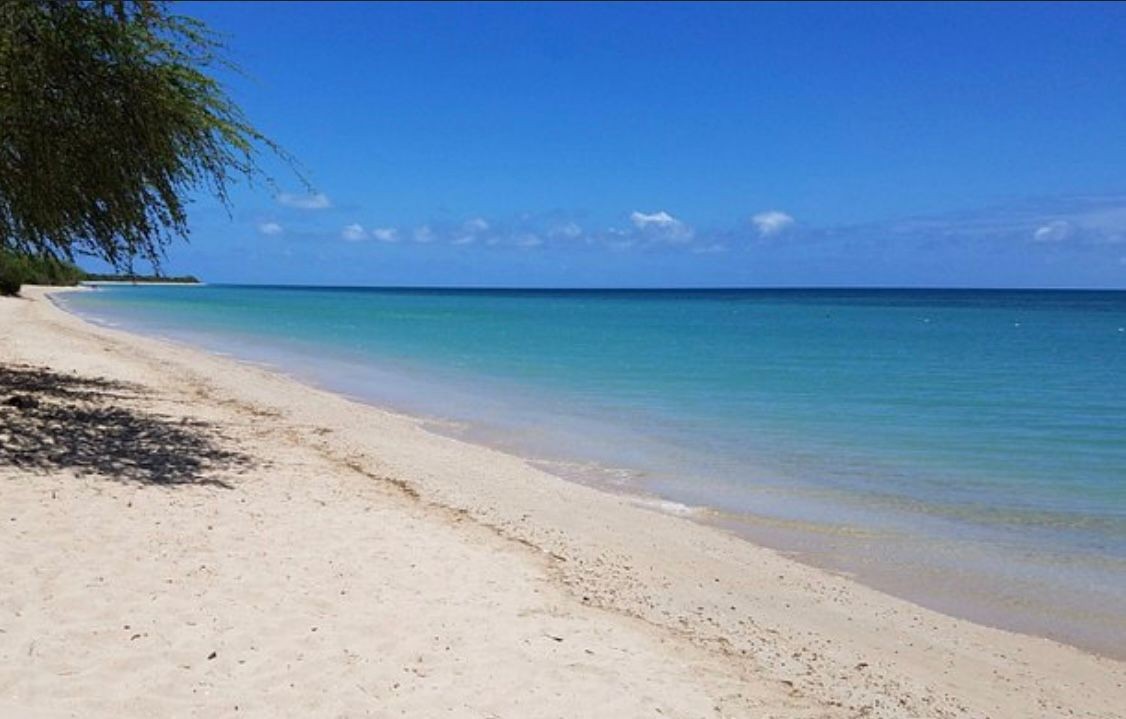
[171, 193, 1126, 288]
[295, 195, 1126, 261]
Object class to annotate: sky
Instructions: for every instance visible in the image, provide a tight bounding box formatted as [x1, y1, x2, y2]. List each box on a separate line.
[123, 1, 1126, 288]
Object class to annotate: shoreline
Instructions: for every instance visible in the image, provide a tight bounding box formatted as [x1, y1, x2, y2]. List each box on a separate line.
[2, 285, 1124, 717]
[55, 284, 1126, 660]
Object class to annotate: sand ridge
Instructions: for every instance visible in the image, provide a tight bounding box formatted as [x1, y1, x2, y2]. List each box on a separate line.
[1, 287, 1123, 718]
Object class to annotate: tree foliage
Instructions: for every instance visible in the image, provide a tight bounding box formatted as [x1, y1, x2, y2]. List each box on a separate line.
[0, 0, 293, 271]
[0, 247, 84, 295]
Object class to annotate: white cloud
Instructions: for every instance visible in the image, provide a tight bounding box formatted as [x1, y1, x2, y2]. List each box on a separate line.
[413, 225, 436, 243]
[257, 222, 283, 236]
[341, 223, 367, 242]
[276, 192, 332, 210]
[870, 196, 1126, 249]
[1032, 220, 1072, 243]
[463, 217, 490, 233]
[450, 217, 490, 245]
[630, 210, 678, 229]
[514, 234, 543, 248]
[550, 221, 583, 239]
[371, 227, 399, 242]
[629, 210, 693, 243]
[752, 210, 795, 237]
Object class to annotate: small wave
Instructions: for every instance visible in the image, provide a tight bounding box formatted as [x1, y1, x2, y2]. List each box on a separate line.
[630, 496, 702, 517]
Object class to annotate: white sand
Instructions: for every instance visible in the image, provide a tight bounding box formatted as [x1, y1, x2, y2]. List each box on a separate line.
[1, 287, 1123, 718]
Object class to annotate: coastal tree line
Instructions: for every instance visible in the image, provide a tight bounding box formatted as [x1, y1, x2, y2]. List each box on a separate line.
[0, 0, 293, 295]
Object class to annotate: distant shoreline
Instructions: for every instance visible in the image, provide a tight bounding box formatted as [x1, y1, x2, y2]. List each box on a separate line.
[105, 282, 1124, 293]
[81, 280, 205, 287]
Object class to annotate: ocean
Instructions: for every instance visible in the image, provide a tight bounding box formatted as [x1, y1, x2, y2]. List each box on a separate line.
[57, 285, 1126, 656]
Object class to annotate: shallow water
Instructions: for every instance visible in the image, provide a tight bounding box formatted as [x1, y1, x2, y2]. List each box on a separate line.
[58, 285, 1126, 656]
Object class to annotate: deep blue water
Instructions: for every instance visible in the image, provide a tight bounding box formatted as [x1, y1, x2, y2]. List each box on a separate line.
[58, 285, 1126, 654]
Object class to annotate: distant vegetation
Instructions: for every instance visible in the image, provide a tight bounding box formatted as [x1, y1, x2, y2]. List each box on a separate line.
[82, 273, 201, 284]
[0, 249, 199, 296]
[0, 250, 85, 296]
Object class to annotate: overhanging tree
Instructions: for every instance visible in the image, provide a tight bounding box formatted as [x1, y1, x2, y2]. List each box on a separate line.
[0, 0, 297, 273]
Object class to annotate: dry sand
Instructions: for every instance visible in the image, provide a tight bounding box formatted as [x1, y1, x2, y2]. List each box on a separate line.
[1, 286, 1123, 718]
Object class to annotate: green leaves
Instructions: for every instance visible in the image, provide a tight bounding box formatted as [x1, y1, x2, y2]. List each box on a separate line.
[0, 1, 295, 271]
[0, 248, 85, 295]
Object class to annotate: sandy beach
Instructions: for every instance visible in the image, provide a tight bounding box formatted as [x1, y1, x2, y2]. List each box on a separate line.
[0, 286, 1123, 718]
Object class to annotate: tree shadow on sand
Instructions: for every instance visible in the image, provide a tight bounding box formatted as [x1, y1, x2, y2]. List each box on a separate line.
[0, 363, 252, 488]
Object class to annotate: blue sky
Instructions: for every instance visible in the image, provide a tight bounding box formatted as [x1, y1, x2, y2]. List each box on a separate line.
[129, 2, 1126, 287]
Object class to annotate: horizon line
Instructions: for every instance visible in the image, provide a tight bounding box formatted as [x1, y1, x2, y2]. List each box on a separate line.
[198, 283, 1126, 293]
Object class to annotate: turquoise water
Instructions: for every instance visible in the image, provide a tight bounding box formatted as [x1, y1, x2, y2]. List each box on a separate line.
[58, 285, 1126, 655]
